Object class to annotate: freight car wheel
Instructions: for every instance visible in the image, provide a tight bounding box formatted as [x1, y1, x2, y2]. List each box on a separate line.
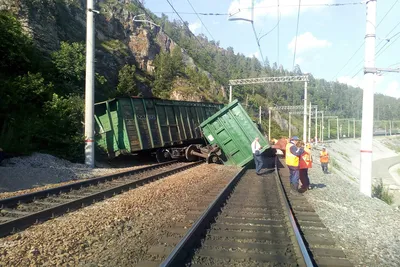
[185, 145, 199, 162]
[206, 153, 220, 164]
[156, 149, 171, 163]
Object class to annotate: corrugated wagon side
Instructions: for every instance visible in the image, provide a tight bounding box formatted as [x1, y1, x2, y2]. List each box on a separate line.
[199, 100, 270, 167]
[94, 97, 223, 160]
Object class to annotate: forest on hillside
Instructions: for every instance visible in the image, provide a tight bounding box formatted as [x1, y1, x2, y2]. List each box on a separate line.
[1, 0, 399, 162]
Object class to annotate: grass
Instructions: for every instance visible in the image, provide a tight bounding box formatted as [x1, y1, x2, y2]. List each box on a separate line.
[372, 179, 394, 205]
[398, 168, 400, 177]
[338, 151, 351, 162]
[348, 176, 357, 182]
[101, 40, 129, 57]
[330, 158, 342, 171]
[382, 139, 400, 154]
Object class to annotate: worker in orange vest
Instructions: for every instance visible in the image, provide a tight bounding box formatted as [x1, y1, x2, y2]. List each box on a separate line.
[285, 136, 304, 195]
[320, 147, 330, 174]
[298, 141, 312, 192]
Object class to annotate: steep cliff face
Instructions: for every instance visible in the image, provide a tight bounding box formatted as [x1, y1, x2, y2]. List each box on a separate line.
[0, 0, 216, 99]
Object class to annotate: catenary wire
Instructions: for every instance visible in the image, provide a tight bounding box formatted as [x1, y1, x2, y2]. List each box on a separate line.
[277, 0, 280, 66]
[292, 0, 301, 69]
[186, 0, 215, 40]
[165, 0, 208, 50]
[150, 2, 367, 16]
[333, 0, 399, 80]
[350, 24, 400, 78]
[250, 0, 266, 67]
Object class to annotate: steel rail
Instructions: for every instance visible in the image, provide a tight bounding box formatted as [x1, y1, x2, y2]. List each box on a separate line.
[160, 167, 247, 266]
[0, 161, 202, 238]
[274, 156, 314, 267]
[0, 161, 178, 207]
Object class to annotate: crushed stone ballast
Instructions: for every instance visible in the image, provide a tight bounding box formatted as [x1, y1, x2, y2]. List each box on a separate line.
[0, 161, 202, 237]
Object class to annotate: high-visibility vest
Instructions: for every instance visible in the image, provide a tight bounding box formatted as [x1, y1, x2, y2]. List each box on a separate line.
[285, 143, 299, 167]
[299, 147, 312, 169]
[320, 151, 329, 163]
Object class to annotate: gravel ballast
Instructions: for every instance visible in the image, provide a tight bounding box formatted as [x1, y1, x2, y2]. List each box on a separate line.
[0, 164, 239, 266]
[305, 148, 400, 267]
[0, 153, 153, 196]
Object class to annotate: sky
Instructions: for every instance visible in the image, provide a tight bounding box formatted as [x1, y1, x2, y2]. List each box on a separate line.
[144, 0, 400, 99]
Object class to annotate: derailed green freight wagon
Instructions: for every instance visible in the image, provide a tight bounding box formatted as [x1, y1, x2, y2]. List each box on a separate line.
[94, 97, 223, 159]
[199, 100, 270, 167]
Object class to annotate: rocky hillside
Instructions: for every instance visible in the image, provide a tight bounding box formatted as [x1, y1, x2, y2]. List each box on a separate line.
[0, 0, 219, 101]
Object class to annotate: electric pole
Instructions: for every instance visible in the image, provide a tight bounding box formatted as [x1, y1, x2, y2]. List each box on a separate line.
[315, 106, 318, 144]
[360, 0, 376, 197]
[308, 102, 312, 142]
[268, 108, 271, 140]
[303, 81, 308, 142]
[84, 0, 96, 168]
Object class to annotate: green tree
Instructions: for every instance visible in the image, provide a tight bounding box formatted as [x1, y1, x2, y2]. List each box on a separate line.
[116, 64, 138, 96]
[0, 72, 54, 152]
[52, 42, 86, 82]
[51, 41, 107, 95]
[153, 52, 174, 97]
[171, 46, 183, 74]
[0, 11, 34, 75]
[39, 94, 85, 161]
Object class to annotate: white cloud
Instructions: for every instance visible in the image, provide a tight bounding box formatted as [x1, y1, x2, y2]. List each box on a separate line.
[189, 21, 201, 33]
[228, 0, 334, 22]
[337, 76, 400, 99]
[384, 81, 400, 99]
[247, 51, 261, 60]
[337, 75, 384, 91]
[288, 32, 331, 54]
[295, 57, 304, 65]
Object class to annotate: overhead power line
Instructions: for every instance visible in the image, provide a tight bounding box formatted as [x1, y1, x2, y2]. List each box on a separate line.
[350, 21, 400, 78]
[376, 0, 399, 28]
[376, 31, 400, 59]
[331, 42, 364, 80]
[151, 1, 366, 16]
[165, 0, 207, 50]
[250, 0, 266, 67]
[277, 0, 280, 66]
[258, 12, 281, 42]
[292, 0, 301, 69]
[242, 1, 366, 9]
[332, 0, 399, 80]
[185, 0, 215, 40]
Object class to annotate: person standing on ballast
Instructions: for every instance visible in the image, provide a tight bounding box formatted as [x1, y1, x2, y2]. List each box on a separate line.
[251, 137, 263, 175]
[285, 136, 304, 195]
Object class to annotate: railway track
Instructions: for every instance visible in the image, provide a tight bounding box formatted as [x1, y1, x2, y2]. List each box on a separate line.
[140, 156, 354, 266]
[0, 160, 202, 238]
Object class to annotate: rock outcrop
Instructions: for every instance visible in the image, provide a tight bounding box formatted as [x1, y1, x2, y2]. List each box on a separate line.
[0, 0, 216, 99]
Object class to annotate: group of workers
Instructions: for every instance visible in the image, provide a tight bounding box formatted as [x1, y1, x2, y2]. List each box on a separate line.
[251, 136, 330, 196]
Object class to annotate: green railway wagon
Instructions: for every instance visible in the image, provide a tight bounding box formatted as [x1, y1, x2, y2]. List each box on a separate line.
[94, 97, 223, 160]
[199, 100, 270, 167]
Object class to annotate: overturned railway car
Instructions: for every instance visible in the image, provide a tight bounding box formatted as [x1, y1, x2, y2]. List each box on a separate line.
[199, 100, 271, 167]
[94, 97, 223, 161]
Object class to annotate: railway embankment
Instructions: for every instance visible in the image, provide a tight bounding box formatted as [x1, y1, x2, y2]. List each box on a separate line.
[319, 136, 400, 205]
[303, 136, 400, 266]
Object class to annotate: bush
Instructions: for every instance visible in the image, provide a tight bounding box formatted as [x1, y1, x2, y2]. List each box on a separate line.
[116, 64, 138, 97]
[372, 180, 394, 205]
[38, 94, 85, 162]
